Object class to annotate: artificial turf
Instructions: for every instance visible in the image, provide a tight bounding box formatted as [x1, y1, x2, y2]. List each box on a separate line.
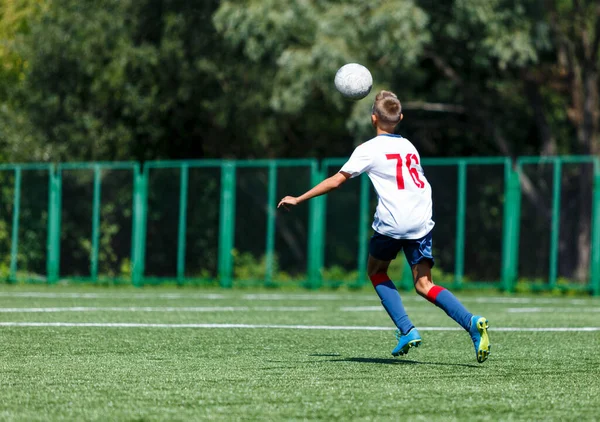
[0, 285, 599, 421]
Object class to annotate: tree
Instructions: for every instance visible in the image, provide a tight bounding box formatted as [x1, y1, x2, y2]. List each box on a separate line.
[214, 0, 598, 282]
[2, 0, 224, 162]
[543, 0, 600, 280]
[1, 0, 597, 282]
[426, 0, 599, 281]
[0, 0, 48, 99]
[213, 0, 431, 157]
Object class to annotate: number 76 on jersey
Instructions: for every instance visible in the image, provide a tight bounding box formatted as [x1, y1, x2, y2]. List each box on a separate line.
[386, 153, 425, 190]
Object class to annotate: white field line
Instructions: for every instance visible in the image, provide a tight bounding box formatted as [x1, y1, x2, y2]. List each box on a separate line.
[0, 306, 319, 313]
[507, 307, 600, 313]
[0, 291, 598, 305]
[0, 306, 441, 313]
[0, 292, 359, 301]
[242, 294, 353, 301]
[4, 305, 599, 314]
[0, 292, 226, 300]
[340, 306, 382, 312]
[343, 306, 600, 313]
[0, 322, 599, 332]
[469, 297, 592, 305]
[242, 295, 597, 305]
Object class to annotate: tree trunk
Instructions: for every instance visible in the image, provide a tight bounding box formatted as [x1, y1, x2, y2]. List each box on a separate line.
[524, 79, 556, 155]
[573, 67, 599, 281]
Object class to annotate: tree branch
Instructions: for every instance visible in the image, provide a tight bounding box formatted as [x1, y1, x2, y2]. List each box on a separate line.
[590, 4, 600, 64]
[403, 102, 465, 113]
[486, 112, 552, 221]
[423, 51, 465, 87]
[238, 175, 305, 263]
[518, 169, 553, 221]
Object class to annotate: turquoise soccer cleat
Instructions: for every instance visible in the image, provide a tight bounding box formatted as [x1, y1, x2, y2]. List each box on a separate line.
[392, 327, 422, 357]
[469, 315, 491, 363]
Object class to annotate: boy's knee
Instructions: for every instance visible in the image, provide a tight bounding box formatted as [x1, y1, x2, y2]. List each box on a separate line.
[412, 261, 434, 296]
[367, 255, 390, 278]
[414, 276, 434, 296]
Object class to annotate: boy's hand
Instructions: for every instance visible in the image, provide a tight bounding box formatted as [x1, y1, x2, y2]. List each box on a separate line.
[278, 196, 299, 210]
[276, 173, 348, 211]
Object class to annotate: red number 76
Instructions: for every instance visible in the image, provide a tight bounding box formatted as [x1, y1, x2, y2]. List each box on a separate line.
[386, 153, 425, 190]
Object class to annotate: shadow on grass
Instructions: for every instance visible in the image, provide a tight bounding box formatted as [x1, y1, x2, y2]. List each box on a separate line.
[328, 357, 480, 368]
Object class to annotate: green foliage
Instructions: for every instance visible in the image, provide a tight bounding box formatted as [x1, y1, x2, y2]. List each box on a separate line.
[0, 0, 47, 100]
[451, 0, 550, 69]
[231, 248, 460, 289]
[1, 0, 225, 161]
[233, 250, 304, 285]
[321, 265, 359, 285]
[233, 250, 268, 281]
[214, 0, 430, 148]
[0, 0, 595, 160]
[0, 0, 598, 286]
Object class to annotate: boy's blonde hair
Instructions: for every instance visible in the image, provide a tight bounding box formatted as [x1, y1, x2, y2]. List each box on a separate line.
[372, 90, 402, 125]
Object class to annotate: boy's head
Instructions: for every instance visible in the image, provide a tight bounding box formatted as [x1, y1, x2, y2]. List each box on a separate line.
[371, 90, 403, 131]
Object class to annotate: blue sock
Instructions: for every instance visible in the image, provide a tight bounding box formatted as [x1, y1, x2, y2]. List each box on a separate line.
[371, 274, 414, 335]
[426, 286, 472, 331]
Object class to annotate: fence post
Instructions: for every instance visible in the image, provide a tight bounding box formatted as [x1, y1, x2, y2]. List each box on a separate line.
[501, 160, 513, 292]
[454, 160, 467, 289]
[548, 159, 562, 289]
[9, 168, 22, 283]
[177, 164, 189, 284]
[307, 161, 325, 289]
[90, 166, 102, 282]
[591, 160, 600, 296]
[264, 162, 278, 286]
[218, 161, 236, 288]
[356, 173, 371, 287]
[131, 167, 148, 287]
[46, 167, 62, 284]
[501, 162, 521, 292]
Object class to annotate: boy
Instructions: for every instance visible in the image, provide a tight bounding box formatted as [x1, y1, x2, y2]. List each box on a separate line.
[277, 90, 491, 363]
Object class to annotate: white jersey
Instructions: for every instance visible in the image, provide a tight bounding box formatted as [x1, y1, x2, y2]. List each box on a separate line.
[339, 134, 435, 239]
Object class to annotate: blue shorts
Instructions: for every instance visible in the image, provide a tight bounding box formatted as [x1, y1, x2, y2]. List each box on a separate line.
[369, 231, 435, 267]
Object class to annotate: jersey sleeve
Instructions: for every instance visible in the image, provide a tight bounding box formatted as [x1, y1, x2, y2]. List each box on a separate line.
[339, 145, 372, 178]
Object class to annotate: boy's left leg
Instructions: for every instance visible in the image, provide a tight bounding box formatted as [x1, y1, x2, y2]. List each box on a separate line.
[404, 233, 490, 363]
[412, 262, 490, 363]
[412, 262, 472, 331]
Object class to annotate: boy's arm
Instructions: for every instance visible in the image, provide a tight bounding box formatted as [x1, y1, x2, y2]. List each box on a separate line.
[278, 172, 351, 210]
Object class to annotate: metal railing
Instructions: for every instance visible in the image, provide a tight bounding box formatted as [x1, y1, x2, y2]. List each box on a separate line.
[0, 156, 598, 294]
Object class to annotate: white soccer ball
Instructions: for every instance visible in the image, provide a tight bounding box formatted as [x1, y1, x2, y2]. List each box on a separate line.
[334, 63, 373, 100]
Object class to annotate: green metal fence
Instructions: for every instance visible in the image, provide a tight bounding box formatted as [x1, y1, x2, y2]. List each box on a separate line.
[55, 162, 140, 285]
[0, 157, 599, 294]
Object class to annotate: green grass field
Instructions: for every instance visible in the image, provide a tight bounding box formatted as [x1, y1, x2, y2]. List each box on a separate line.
[1, 285, 599, 421]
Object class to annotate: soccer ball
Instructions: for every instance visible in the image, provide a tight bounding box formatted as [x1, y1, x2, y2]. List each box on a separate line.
[334, 63, 373, 100]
